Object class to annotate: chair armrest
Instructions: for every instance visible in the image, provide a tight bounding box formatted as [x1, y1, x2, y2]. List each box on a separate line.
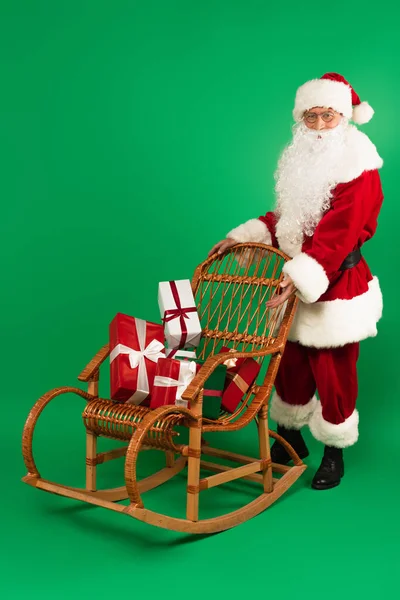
[181, 343, 281, 404]
[78, 344, 110, 382]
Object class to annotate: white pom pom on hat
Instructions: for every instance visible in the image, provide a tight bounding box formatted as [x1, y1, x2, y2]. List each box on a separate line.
[293, 72, 374, 125]
[352, 100, 374, 124]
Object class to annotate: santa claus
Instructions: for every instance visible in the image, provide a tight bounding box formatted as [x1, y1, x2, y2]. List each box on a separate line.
[208, 72, 384, 490]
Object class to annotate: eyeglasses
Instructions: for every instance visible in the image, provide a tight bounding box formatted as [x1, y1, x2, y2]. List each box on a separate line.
[303, 111, 337, 124]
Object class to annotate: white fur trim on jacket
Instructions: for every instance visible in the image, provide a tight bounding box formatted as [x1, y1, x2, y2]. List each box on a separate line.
[339, 126, 383, 183]
[309, 402, 359, 448]
[293, 78, 352, 121]
[270, 391, 317, 430]
[283, 253, 329, 304]
[288, 276, 383, 348]
[227, 218, 272, 245]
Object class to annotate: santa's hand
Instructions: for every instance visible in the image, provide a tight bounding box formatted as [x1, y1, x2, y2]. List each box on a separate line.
[266, 276, 297, 308]
[208, 238, 237, 257]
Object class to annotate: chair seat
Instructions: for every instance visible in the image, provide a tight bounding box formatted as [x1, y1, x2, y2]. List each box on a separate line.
[82, 398, 183, 450]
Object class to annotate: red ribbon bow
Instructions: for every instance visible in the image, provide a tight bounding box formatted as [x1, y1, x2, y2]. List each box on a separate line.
[162, 281, 197, 348]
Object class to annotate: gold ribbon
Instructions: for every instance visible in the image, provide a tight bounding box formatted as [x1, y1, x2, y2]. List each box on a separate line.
[226, 371, 248, 394]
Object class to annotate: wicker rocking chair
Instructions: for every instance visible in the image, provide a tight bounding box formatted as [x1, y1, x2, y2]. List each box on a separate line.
[22, 242, 305, 534]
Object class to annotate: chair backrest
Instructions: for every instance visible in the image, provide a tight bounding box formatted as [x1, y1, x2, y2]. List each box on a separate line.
[192, 243, 293, 365]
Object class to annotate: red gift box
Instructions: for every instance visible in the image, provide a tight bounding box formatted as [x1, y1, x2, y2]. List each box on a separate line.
[109, 313, 165, 405]
[150, 357, 198, 409]
[219, 346, 261, 413]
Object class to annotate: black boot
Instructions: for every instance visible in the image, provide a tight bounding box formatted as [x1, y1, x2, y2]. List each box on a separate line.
[311, 445, 344, 490]
[270, 425, 309, 465]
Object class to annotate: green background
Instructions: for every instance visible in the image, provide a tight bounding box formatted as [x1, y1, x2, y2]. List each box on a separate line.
[2, 1, 398, 598]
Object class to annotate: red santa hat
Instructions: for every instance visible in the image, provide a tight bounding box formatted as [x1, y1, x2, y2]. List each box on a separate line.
[292, 72, 374, 125]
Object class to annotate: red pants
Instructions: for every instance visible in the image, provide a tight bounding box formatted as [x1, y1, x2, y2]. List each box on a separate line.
[270, 341, 360, 448]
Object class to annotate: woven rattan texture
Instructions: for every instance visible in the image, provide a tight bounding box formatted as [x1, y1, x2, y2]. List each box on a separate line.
[82, 244, 290, 437]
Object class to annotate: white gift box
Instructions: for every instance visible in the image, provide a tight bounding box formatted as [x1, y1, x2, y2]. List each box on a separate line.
[158, 279, 202, 350]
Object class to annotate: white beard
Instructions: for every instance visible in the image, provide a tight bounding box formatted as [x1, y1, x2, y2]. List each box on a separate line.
[274, 119, 349, 256]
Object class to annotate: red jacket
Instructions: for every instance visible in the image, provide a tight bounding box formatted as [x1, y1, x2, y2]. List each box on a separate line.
[260, 169, 383, 303]
[227, 129, 384, 348]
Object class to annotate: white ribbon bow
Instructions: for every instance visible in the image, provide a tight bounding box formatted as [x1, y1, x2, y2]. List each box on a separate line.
[110, 318, 165, 404]
[223, 349, 238, 369]
[153, 360, 197, 404]
[224, 357, 238, 369]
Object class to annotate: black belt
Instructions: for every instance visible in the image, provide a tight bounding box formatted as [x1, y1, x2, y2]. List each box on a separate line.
[339, 248, 362, 271]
